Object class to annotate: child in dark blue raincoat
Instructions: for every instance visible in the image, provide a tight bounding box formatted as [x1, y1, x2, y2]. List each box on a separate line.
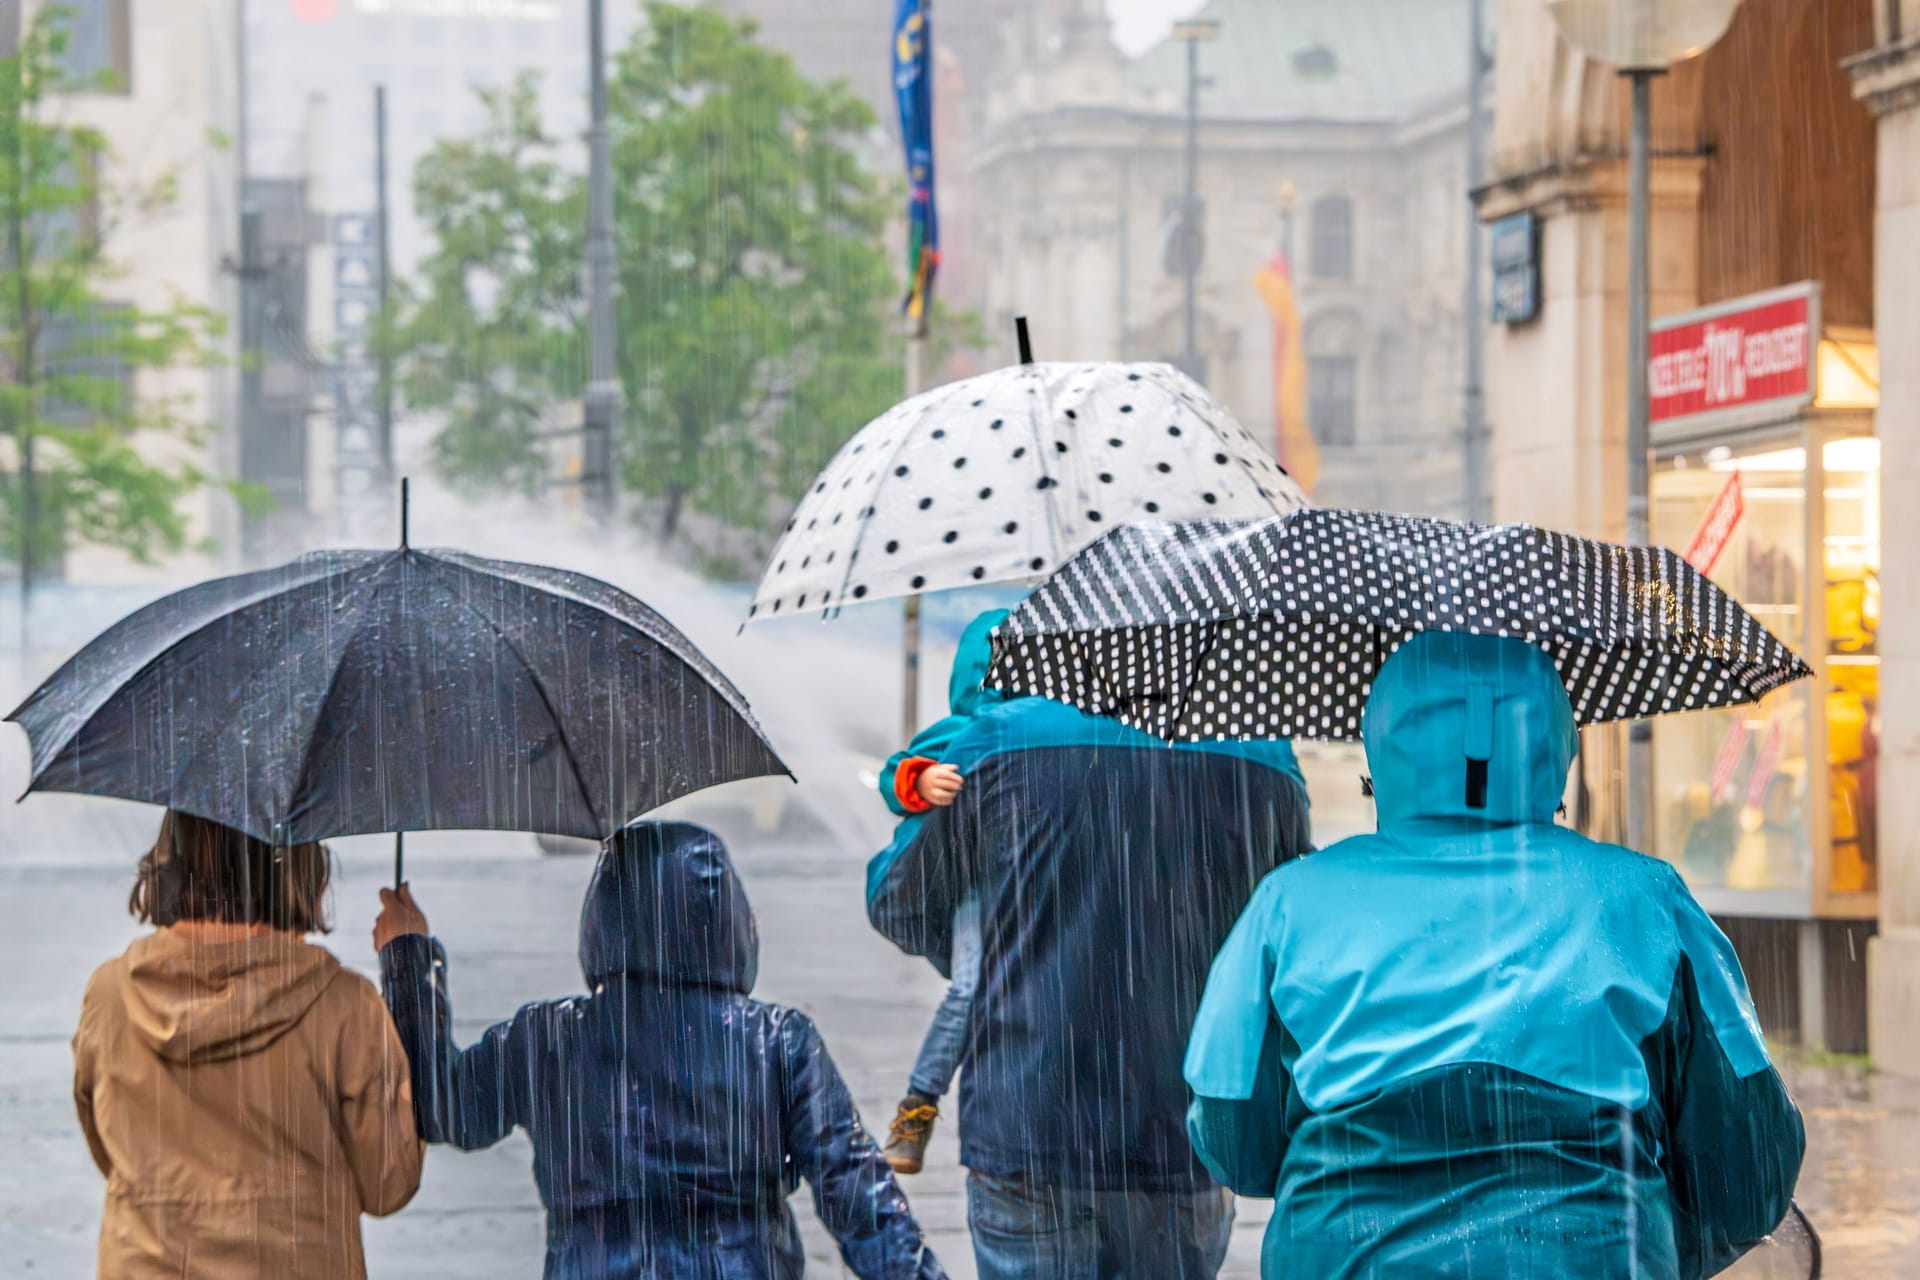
[376, 822, 947, 1280]
[1184, 633, 1804, 1280]
[872, 608, 1007, 1173]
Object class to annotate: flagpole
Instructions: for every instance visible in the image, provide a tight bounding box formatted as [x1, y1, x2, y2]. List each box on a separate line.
[894, 0, 936, 744]
[901, 328, 925, 744]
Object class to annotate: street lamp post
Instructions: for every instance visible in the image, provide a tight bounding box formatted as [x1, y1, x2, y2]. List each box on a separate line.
[1545, 0, 1743, 851]
[1174, 20, 1218, 383]
[583, 0, 620, 520]
[1463, 0, 1491, 524]
[1279, 181, 1296, 267]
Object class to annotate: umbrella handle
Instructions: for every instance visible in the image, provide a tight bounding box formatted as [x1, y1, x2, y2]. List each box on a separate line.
[394, 831, 404, 890]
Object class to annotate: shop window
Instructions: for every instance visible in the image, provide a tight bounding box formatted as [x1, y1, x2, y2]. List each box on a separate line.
[1650, 434, 1881, 909]
[1824, 437, 1880, 896]
[1310, 194, 1353, 282]
[53, 0, 131, 93]
[1308, 354, 1356, 447]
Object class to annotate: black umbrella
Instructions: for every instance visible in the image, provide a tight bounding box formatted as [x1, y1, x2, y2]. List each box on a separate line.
[985, 510, 1813, 742]
[8, 509, 788, 879]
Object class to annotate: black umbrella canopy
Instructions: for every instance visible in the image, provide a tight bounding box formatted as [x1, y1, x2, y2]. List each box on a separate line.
[7, 548, 789, 843]
[986, 511, 1814, 742]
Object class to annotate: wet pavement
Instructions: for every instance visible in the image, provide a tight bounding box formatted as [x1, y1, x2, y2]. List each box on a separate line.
[4, 790, 1919, 1277]
[3, 503, 1917, 1276]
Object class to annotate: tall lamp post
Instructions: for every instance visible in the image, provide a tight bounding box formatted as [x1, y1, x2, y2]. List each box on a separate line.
[1545, 0, 1742, 850]
[1173, 19, 1218, 383]
[583, 0, 620, 520]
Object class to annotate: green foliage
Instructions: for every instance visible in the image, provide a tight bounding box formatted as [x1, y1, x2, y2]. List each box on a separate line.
[392, 2, 959, 549]
[386, 74, 583, 496]
[0, 13, 227, 573]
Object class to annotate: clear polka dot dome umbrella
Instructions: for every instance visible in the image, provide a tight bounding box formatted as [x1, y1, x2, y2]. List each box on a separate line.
[984, 510, 1814, 742]
[746, 362, 1308, 619]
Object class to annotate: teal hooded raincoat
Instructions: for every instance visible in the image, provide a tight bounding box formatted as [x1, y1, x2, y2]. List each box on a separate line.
[1183, 632, 1803, 1279]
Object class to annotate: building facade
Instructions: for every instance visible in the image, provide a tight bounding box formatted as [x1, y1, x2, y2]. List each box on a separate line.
[969, 0, 1482, 517]
[1479, 0, 1904, 1055]
[8, 0, 245, 583]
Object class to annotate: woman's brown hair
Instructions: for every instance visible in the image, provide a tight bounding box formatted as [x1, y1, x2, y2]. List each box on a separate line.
[129, 810, 332, 934]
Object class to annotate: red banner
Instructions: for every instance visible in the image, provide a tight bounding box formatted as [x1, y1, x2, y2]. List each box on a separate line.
[1649, 287, 1814, 426]
[1684, 473, 1744, 577]
[1746, 719, 1785, 810]
[1709, 718, 1749, 805]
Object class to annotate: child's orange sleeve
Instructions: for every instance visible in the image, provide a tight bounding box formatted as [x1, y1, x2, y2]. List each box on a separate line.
[893, 757, 937, 813]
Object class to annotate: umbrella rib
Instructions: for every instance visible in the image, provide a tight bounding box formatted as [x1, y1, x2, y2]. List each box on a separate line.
[279, 580, 383, 841]
[156, 569, 385, 837]
[441, 550, 762, 725]
[1156, 367, 1297, 518]
[833, 384, 950, 608]
[1026, 367, 1071, 561]
[413, 555, 605, 835]
[7, 553, 373, 754]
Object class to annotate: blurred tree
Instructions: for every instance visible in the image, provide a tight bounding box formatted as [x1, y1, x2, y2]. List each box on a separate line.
[1, 13, 231, 580]
[386, 74, 583, 496]
[394, 2, 966, 553]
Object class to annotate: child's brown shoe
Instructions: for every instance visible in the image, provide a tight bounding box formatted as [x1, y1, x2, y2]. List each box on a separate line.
[882, 1093, 940, 1174]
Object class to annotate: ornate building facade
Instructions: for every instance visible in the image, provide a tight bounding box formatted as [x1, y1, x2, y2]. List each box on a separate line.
[967, 0, 1480, 517]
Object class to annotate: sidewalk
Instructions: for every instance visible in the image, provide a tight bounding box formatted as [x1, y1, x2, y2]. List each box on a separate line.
[4, 804, 1918, 1276]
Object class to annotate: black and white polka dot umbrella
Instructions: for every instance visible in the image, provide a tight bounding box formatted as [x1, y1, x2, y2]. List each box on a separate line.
[985, 510, 1814, 742]
[746, 362, 1307, 619]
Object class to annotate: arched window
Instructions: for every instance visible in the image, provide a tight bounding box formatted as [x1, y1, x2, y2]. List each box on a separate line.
[1309, 194, 1354, 282]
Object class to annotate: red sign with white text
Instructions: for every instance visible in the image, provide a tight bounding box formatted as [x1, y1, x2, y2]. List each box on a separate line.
[1685, 473, 1744, 577]
[1650, 288, 1814, 426]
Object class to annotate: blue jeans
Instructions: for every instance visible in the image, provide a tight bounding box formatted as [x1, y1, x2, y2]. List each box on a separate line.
[907, 894, 981, 1099]
[966, 1172, 1234, 1280]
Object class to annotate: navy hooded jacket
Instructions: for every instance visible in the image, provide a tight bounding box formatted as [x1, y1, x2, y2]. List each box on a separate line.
[867, 694, 1313, 1192]
[1184, 633, 1805, 1279]
[380, 823, 946, 1280]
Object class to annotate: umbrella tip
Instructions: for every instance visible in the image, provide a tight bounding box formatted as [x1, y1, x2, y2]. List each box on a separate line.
[1015, 315, 1033, 366]
[399, 477, 410, 550]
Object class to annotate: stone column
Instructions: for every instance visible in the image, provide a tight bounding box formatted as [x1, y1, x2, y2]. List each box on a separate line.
[1481, 156, 1703, 843]
[1848, 8, 1920, 1077]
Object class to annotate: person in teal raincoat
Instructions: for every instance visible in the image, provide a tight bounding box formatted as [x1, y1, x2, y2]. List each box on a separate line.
[1184, 632, 1804, 1280]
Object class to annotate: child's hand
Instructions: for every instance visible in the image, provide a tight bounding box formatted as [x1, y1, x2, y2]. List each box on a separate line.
[916, 763, 964, 807]
[373, 884, 430, 952]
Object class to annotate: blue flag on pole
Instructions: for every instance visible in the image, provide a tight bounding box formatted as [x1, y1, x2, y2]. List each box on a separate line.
[893, 0, 937, 328]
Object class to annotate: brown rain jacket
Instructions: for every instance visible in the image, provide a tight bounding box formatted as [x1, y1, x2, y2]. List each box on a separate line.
[72, 928, 424, 1279]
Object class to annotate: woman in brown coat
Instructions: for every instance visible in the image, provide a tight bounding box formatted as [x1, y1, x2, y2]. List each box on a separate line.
[71, 811, 424, 1279]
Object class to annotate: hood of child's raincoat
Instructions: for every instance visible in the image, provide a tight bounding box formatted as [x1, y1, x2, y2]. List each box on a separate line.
[951, 608, 1011, 717]
[1362, 632, 1577, 829]
[579, 822, 758, 993]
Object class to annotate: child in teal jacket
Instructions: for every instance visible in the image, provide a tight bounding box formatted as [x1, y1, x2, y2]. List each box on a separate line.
[874, 608, 1007, 1174]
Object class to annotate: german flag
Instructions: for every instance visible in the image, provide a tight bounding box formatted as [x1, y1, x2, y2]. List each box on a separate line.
[1253, 250, 1318, 497]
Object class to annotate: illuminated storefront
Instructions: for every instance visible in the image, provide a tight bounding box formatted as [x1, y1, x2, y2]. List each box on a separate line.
[1649, 282, 1880, 922]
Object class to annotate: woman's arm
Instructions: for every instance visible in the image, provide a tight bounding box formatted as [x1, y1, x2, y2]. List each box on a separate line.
[779, 1011, 948, 1280]
[71, 974, 112, 1180]
[1663, 875, 1805, 1278]
[336, 978, 426, 1217]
